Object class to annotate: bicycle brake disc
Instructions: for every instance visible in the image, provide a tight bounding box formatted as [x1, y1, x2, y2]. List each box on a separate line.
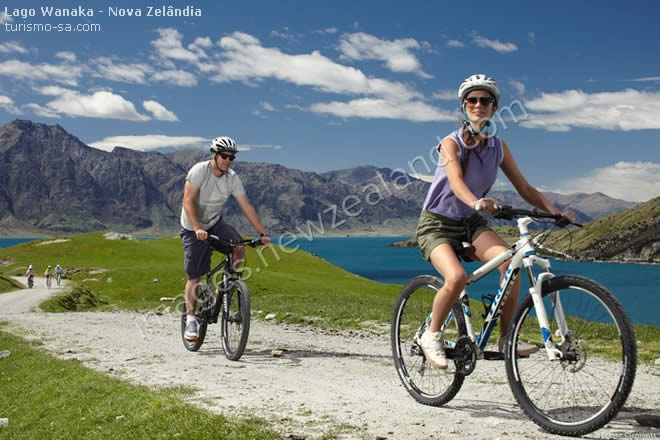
[453, 335, 477, 376]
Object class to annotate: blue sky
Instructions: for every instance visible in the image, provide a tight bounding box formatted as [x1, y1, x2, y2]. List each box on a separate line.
[1, 1, 659, 202]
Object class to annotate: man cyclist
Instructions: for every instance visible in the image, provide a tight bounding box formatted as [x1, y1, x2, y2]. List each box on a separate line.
[180, 136, 271, 342]
[44, 265, 53, 288]
[55, 264, 63, 286]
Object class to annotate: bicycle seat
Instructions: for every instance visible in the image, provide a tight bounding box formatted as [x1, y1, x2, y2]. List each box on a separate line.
[457, 242, 476, 262]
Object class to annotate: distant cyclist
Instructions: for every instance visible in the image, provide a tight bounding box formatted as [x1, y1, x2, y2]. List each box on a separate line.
[416, 74, 576, 369]
[44, 265, 53, 289]
[25, 264, 35, 288]
[55, 264, 63, 286]
[180, 136, 271, 342]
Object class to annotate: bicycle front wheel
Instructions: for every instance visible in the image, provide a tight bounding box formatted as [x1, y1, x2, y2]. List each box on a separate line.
[506, 275, 636, 436]
[221, 279, 250, 361]
[391, 275, 467, 406]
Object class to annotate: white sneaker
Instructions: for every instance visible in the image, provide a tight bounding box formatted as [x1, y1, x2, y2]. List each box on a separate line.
[419, 330, 448, 369]
[184, 319, 198, 341]
[499, 338, 539, 356]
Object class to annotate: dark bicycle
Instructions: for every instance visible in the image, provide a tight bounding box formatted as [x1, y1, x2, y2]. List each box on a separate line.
[181, 234, 261, 361]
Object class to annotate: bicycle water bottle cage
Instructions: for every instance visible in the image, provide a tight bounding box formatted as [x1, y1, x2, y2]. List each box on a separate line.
[481, 293, 496, 320]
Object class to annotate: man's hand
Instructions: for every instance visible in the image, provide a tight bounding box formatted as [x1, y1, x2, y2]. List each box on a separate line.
[195, 229, 208, 241]
[260, 234, 272, 246]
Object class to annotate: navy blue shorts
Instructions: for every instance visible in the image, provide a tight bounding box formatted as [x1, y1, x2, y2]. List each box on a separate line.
[180, 219, 241, 280]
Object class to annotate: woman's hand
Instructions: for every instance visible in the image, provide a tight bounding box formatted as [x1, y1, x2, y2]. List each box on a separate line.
[473, 197, 499, 215]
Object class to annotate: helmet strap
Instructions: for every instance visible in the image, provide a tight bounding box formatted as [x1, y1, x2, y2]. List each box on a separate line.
[213, 155, 225, 177]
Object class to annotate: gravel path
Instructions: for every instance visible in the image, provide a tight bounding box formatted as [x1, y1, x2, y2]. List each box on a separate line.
[1, 280, 659, 439]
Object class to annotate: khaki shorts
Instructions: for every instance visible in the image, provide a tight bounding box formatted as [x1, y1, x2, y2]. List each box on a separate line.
[416, 210, 492, 261]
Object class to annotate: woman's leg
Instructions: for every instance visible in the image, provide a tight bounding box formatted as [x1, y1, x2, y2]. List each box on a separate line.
[469, 231, 519, 336]
[427, 243, 467, 332]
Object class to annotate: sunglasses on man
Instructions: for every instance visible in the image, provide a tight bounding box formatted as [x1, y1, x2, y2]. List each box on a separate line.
[218, 152, 235, 161]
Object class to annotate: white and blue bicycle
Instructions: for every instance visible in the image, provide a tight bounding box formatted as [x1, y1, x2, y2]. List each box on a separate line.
[391, 206, 637, 436]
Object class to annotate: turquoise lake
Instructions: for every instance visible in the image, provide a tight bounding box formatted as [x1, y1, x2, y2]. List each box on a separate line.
[2, 236, 659, 326]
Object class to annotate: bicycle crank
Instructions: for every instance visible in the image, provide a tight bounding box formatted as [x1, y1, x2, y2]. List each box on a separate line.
[451, 335, 477, 376]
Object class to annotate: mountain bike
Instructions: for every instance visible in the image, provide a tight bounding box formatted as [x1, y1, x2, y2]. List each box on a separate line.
[391, 206, 637, 436]
[56, 272, 62, 286]
[181, 235, 262, 361]
[45, 275, 52, 289]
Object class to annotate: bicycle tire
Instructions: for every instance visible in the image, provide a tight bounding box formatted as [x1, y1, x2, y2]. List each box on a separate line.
[181, 285, 210, 352]
[505, 275, 637, 436]
[221, 279, 250, 361]
[391, 275, 467, 406]
[46, 277, 51, 289]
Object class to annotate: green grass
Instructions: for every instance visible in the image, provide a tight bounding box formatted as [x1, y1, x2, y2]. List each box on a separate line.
[0, 273, 23, 294]
[0, 232, 658, 361]
[0, 329, 281, 440]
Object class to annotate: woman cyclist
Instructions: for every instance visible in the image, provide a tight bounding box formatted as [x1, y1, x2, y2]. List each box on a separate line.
[417, 74, 576, 369]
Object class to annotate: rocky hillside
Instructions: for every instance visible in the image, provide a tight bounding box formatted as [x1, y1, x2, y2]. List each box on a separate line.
[0, 120, 642, 238]
[544, 196, 660, 263]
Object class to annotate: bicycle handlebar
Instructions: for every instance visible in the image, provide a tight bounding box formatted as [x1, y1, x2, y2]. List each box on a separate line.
[208, 234, 264, 248]
[474, 202, 581, 228]
[492, 205, 582, 228]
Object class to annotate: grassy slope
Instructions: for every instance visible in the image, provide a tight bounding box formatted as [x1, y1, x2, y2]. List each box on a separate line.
[0, 233, 402, 329]
[545, 196, 660, 260]
[0, 273, 23, 293]
[0, 327, 280, 440]
[0, 232, 658, 361]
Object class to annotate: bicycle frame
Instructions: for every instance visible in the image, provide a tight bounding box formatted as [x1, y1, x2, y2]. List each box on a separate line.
[444, 216, 564, 360]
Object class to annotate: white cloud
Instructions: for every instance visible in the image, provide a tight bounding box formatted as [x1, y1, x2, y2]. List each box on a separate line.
[92, 57, 152, 84]
[0, 11, 12, 24]
[338, 32, 432, 78]
[522, 89, 660, 131]
[151, 69, 197, 86]
[0, 95, 22, 114]
[23, 103, 59, 118]
[472, 32, 518, 53]
[0, 59, 84, 86]
[152, 28, 208, 64]
[55, 51, 76, 62]
[509, 80, 526, 95]
[313, 27, 338, 35]
[631, 76, 660, 82]
[431, 89, 456, 101]
[308, 98, 456, 122]
[213, 32, 422, 102]
[89, 135, 207, 152]
[548, 162, 660, 203]
[447, 40, 464, 48]
[0, 41, 28, 54]
[32, 87, 150, 121]
[143, 100, 178, 121]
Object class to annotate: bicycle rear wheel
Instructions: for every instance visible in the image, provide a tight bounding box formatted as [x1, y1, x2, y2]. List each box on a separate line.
[505, 275, 636, 436]
[391, 275, 467, 406]
[181, 284, 210, 352]
[221, 279, 250, 361]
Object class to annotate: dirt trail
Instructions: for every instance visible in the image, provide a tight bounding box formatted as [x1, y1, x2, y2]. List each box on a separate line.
[1, 284, 659, 439]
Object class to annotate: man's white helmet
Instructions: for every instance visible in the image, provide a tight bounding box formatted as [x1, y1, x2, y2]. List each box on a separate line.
[458, 74, 499, 104]
[28, 264, 33, 269]
[210, 136, 238, 153]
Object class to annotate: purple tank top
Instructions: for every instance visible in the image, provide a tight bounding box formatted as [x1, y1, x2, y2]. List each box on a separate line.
[422, 126, 504, 220]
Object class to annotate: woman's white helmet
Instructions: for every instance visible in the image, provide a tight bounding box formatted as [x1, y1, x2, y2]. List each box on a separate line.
[210, 136, 238, 153]
[458, 74, 499, 104]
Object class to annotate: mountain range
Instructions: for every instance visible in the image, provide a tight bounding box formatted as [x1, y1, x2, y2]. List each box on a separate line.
[0, 120, 640, 238]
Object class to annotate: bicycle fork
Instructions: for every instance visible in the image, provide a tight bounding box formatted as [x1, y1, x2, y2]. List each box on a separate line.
[525, 265, 566, 361]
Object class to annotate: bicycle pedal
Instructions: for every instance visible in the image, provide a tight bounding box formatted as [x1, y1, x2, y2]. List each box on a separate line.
[483, 350, 505, 360]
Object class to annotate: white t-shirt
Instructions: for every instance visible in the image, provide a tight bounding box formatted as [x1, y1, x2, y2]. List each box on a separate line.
[180, 160, 246, 230]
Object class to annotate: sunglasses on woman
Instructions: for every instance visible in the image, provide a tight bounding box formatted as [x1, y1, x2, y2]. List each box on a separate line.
[465, 96, 494, 106]
[218, 152, 235, 161]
